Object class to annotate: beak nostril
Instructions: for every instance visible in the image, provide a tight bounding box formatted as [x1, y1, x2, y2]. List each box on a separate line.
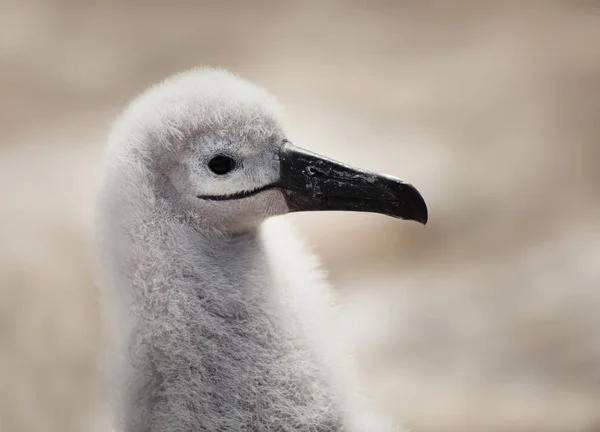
[305, 166, 324, 176]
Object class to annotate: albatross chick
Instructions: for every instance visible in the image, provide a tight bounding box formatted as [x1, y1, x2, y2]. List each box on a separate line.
[95, 68, 427, 432]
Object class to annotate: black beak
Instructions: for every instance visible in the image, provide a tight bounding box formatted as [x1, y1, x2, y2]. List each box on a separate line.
[275, 141, 428, 224]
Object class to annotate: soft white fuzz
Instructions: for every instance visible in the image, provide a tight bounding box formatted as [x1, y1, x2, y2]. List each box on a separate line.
[95, 67, 399, 432]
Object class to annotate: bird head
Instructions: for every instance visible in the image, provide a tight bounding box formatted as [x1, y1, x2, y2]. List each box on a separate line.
[103, 68, 428, 235]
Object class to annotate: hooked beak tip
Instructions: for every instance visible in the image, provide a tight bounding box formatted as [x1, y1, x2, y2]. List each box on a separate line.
[414, 202, 429, 226]
[400, 182, 428, 225]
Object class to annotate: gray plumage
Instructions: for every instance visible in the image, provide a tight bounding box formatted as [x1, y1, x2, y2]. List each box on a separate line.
[95, 68, 401, 432]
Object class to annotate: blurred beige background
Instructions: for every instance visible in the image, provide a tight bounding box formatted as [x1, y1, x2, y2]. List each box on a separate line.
[2, 1, 600, 431]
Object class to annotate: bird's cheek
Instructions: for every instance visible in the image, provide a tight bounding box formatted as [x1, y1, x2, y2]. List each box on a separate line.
[218, 190, 288, 234]
[262, 189, 289, 218]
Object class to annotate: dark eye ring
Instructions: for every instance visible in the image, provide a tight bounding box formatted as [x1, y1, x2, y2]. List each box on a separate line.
[208, 155, 236, 175]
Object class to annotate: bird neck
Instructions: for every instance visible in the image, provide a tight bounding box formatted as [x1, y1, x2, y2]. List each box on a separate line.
[183, 223, 272, 303]
[144, 216, 272, 312]
[100, 207, 344, 431]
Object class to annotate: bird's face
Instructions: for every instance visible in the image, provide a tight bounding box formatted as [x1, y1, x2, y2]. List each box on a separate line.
[112, 68, 427, 235]
[166, 128, 428, 234]
[165, 128, 291, 232]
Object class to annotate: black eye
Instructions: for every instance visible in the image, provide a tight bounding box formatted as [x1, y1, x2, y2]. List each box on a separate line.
[208, 155, 236, 175]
